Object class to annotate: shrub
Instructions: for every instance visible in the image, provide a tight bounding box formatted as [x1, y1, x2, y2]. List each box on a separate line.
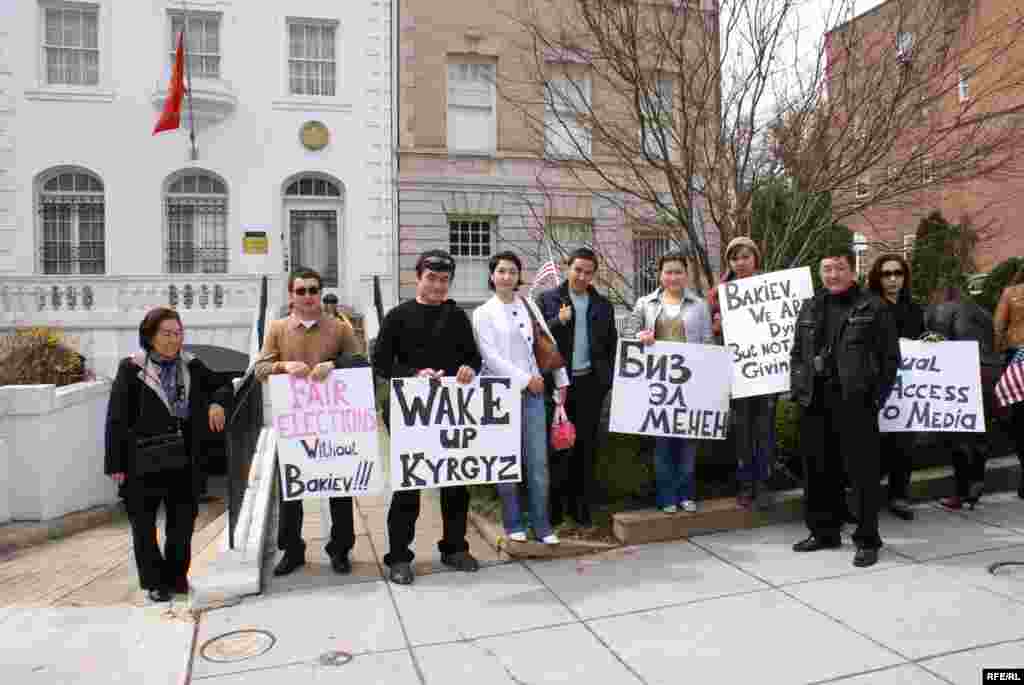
[0, 328, 88, 387]
[975, 256, 1024, 313]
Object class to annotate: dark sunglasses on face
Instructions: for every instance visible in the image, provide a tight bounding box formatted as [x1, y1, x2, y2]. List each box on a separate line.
[881, 270, 904, 278]
[293, 286, 321, 296]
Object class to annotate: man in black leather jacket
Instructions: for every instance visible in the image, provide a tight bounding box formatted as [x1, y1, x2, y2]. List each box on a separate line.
[789, 248, 900, 567]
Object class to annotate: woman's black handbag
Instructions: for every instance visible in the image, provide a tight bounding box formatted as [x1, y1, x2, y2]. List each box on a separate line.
[134, 368, 189, 475]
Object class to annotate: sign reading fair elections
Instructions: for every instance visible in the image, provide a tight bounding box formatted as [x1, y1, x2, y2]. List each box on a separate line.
[270, 368, 384, 501]
[879, 340, 985, 433]
[719, 266, 814, 398]
[609, 340, 732, 440]
[389, 376, 521, 491]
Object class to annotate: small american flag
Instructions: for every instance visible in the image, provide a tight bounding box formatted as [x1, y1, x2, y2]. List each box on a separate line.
[530, 259, 561, 295]
[995, 350, 1024, 407]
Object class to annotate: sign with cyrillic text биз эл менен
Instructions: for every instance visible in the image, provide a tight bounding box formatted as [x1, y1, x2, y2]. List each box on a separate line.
[269, 368, 385, 500]
[609, 340, 732, 440]
[879, 339, 985, 433]
[718, 266, 814, 399]
[388, 376, 522, 491]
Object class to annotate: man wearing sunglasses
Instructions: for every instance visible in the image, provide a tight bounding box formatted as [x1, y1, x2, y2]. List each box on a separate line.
[867, 253, 924, 521]
[255, 268, 361, 577]
[373, 249, 483, 585]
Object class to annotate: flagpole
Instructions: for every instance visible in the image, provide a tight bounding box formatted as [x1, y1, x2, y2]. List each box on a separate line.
[183, 1, 198, 160]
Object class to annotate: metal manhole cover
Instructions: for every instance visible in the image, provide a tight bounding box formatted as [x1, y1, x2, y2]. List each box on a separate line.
[319, 651, 353, 667]
[200, 629, 276, 663]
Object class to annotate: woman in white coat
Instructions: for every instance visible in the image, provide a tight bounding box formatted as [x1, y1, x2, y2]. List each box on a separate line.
[472, 250, 569, 544]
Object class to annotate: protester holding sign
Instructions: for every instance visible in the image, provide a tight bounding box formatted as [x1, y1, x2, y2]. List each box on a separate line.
[789, 248, 900, 568]
[994, 267, 1024, 498]
[472, 251, 567, 544]
[631, 251, 713, 513]
[255, 268, 360, 577]
[373, 249, 483, 585]
[867, 253, 924, 521]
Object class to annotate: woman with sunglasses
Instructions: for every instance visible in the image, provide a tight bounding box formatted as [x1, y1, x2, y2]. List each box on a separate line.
[866, 253, 924, 521]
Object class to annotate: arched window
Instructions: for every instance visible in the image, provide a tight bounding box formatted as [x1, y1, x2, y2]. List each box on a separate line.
[38, 169, 105, 274]
[165, 171, 228, 273]
[284, 174, 342, 287]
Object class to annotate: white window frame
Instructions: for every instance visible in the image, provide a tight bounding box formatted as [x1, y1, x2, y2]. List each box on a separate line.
[903, 233, 915, 259]
[447, 59, 497, 155]
[36, 168, 106, 275]
[286, 18, 338, 97]
[168, 10, 222, 80]
[640, 76, 674, 160]
[544, 75, 592, 159]
[853, 232, 869, 278]
[283, 174, 344, 290]
[448, 215, 494, 303]
[895, 31, 914, 62]
[30, 1, 114, 102]
[855, 174, 870, 199]
[958, 67, 971, 103]
[40, 3, 99, 86]
[164, 170, 229, 274]
[921, 157, 934, 184]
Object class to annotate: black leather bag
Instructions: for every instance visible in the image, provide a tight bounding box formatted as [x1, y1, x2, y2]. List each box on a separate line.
[134, 369, 189, 475]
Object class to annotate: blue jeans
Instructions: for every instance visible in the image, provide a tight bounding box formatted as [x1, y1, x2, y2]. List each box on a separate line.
[654, 436, 697, 508]
[498, 392, 552, 539]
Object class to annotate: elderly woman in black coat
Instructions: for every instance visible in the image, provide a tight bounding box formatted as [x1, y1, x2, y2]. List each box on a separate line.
[105, 307, 232, 602]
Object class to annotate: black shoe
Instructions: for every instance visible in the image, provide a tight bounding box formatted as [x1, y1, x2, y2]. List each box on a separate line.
[792, 535, 841, 552]
[171, 579, 189, 595]
[853, 547, 879, 567]
[388, 562, 414, 585]
[330, 554, 352, 575]
[573, 503, 593, 527]
[888, 499, 915, 521]
[441, 550, 480, 572]
[147, 587, 172, 603]
[273, 552, 306, 577]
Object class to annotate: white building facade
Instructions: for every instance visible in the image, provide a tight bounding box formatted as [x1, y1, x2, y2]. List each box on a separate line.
[0, 0, 396, 377]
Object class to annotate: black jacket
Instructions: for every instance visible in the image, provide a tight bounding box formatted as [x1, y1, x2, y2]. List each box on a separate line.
[926, 301, 1003, 368]
[888, 294, 925, 341]
[105, 352, 233, 486]
[535, 282, 619, 388]
[790, 286, 900, 409]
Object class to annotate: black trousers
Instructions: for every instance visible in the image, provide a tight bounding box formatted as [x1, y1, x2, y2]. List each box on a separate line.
[950, 434, 989, 497]
[551, 372, 608, 522]
[383, 486, 469, 565]
[277, 496, 354, 558]
[124, 468, 198, 591]
[801, 384, 883, 550]
[880, 432, 914, 501]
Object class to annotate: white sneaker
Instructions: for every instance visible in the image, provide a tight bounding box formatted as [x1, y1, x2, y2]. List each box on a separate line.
[681, 500, 697, 513]
[541, 534, 561, 545]
[507, 532, 528, 542]
[660, 505, 678, 514]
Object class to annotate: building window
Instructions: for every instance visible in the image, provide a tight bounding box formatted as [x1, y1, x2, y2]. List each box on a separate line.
[903, 233, 915, 259]
[285, 175, 342, 287]
[547, 219, 594, 257]
[165, 172, 228, 273]
[921, 157, 934, 184]
[855, 174, 870, 199]
[853, 232, 869, 278]
[633, 233, 673, 298]
[42, 5, 99, 86]
[38, 170, 105, 274]
[447, 61, 496, 154]
[288, 20, 336, 96]
[887, 165, 900, 183]
[895, 31, 914, 62]
[958, 67, 971, 103]
[170, 13, 220, 79]
[448, 217, 493, 302]
[545, 76, 592, 159]
[641, 77, 674, 160]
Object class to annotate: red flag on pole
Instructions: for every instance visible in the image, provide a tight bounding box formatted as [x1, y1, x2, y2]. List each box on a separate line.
[153, 32, 185, 135]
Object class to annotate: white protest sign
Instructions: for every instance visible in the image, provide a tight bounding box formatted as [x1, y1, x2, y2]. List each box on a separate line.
[269, 368, 385, 500]
[609, 340, 732, 440]
[389, 376, 521, 491]
[719, 267, 814, 398]
[879, 340, 985, 433]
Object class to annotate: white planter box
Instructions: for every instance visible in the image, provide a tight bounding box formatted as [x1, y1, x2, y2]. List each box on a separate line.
[0, 380, 117, 522]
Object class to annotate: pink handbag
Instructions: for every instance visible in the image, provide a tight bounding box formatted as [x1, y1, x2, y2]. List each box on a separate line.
[550, 403, 576, 451]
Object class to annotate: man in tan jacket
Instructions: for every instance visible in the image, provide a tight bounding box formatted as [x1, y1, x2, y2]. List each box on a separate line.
[256, 268, 359, 576]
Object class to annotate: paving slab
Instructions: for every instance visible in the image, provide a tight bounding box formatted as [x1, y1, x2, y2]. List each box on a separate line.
[193, 580, 405, 678]
[786, 564, 1024, 660]
[389, 562, 574, 646]
[191, 649, 419, 684]
[0, 605, 195, 685]
[947, 491, 1024, 532]
[693, 522, 910, 586]
[924, 544, 1024, 603]
[527, 540, 768, 620]
[827, 664, 947, 684]
[588, 589, 903, 685]
[880, 503, 1024, 561]
[414, 622, 641, 684]
[262, 535, 382, 595]
[917, 639, 1024, 684]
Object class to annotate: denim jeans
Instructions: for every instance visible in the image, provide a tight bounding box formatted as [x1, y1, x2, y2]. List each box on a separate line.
[654, 436, 697, 508]
[498, 392, 552, 539]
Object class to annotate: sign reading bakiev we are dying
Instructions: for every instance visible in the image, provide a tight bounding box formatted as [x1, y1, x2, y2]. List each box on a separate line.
[270, 368, 384, 501]
[609, 340, 732, 440]
[719, 267, 814, 398]
[879, 340, 985, 433]
[389, 377, 521, 491]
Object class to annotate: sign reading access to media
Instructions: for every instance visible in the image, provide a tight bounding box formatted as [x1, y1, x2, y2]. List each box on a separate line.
[719, 267, 813, 398]
[389, 376, 521, 491]
[609, 340, 732, 440]
[879, 340, 985, 433]
[269, 368, 384, 500]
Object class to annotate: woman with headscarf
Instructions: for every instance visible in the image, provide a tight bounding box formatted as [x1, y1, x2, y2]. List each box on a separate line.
[105, 307, 232, 602]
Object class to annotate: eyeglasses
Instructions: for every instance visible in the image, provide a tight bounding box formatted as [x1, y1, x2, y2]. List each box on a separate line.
[292, 286, 321, 296]
[881, 270, 904, 279]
